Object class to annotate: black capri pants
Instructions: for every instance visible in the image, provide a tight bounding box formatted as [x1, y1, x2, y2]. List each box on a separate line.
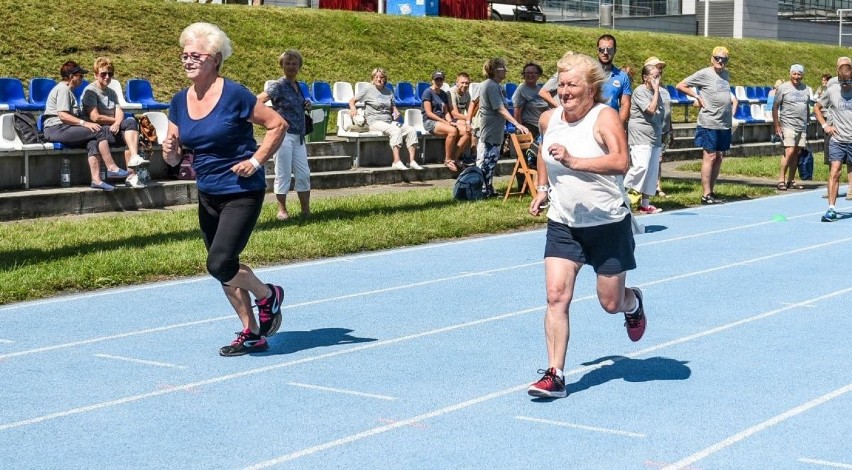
[198, 189, 265, 284]
[105, 117, 139, 147]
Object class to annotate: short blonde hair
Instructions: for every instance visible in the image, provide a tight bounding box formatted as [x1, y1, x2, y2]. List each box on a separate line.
[179, 22, 233, 63]
[278, 49, 303, 68]
[370, 67, 388, 82]
[712, 46, 729, 56]
[93, 57, 114, 74]
[556, 53, 606, 104]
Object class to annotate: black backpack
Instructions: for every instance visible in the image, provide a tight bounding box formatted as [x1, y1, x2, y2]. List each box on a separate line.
[453, 166, 485, 201]
[13, 111, 44, 145]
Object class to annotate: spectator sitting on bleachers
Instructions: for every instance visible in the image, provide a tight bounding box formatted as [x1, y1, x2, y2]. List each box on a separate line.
[512, 62, 549, 138]
[82, 57, 147, 188]
[349, 67, 421, 170]
[448, 72, 473, 162]
[43, 60, 130, 191]
[421, 71, 468, 172]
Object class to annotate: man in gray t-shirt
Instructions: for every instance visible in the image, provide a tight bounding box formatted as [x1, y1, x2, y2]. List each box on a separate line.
[676, 46, 738, 205]
[772, 64, 811, 190]
[815, 63, 852, 221]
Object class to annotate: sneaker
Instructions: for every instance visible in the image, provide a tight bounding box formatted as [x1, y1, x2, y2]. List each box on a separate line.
[821, 208, 837, 222]
[700, 193, 724, 205]
[127, 154, 150, 167]
[624, 287, 646, 342]
[638, 205, 662, 214]
[125, 175, 146, 189]
[219, 328, 268, 356]
[408, 160, 424, 170]
[256, 284, 284, 338]
[528, 368, 567, 398]
[391, 161, 409, 171]
[710, 192, 726, 203]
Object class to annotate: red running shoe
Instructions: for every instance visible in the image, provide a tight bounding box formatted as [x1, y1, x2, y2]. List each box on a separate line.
[528, 368, 567, 398]
[257, 284, 284, 338]
[624, 287, 646, 342]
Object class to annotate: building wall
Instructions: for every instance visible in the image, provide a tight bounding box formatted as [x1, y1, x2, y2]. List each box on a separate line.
[777, 17, 840, 45]
[739, 0, 777, 39]
[554, 14, 697, 35]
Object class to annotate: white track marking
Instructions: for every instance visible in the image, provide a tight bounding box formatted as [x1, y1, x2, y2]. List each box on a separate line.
[5, 232, 852, 363]
[286, 382, 396, 401]
[798, 458, 852, 469]
[514, 416, 645, 438]
[661, 383, 852, 470]
[0, 339, 14, 344]
[93, 354, 186, 369]
[0, 230, 539, 313]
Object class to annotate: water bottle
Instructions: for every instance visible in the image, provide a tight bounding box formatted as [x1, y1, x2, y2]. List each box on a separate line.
[60, 157, 71, 188]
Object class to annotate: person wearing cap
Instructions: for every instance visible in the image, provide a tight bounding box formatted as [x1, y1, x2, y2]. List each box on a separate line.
[644, 56, 673, 198]
[421, 71, 468, 172]
[42, 60, 130, 191]
[350, 67, 420, 171]
[676, 46, 737, 205]
[477, 57, 529, 198]
[82, 57, 148, 189]
[772, 64, 811, 191]
[512, 62, 549, 139]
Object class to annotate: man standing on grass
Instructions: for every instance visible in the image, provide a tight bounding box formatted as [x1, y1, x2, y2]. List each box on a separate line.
[676, 46, 737, 205]
[772, 64, 811, 191]
[821, 57, 852, 200]
[814, 63, 852, 222]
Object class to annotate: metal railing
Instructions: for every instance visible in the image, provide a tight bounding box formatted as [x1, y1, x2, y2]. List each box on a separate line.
[540, 0, 674, 21]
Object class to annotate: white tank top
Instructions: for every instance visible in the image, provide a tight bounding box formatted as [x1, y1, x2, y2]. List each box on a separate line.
[541, 103, 630, 227]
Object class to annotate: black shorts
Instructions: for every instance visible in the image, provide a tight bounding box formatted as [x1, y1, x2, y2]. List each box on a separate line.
[544, 217, 636, 275]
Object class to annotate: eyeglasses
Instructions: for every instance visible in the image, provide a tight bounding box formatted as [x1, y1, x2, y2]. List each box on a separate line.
[713, 56, 729, 64]
[598, 47, 615, 55]
[179, 52, 211, 64]
[98, 71, 114, 78]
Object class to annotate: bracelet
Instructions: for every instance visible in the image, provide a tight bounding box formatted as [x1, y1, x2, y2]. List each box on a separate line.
[249, 157, 262, 170]
[822, 123, 829, 129]
[536, 185, 549, 192]
[79, 119, 84, 126]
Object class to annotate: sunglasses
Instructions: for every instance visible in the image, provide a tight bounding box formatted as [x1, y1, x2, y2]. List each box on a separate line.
[598, 47, 615, 55]
[98, 71, 114, 78]
[434, 77, 444, 81]
[713, 56, 729, 64]
[179, 52, 211, 64]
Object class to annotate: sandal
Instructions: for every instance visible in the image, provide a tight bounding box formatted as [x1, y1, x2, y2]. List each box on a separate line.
[776, 181, 788, 191]
[444, 160, 459, 172]
[786, 181, 804, 190]
[656, 188, 667, 198]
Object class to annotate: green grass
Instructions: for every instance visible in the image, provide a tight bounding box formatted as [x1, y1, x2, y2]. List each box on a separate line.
[0, 0, 847, 104]
[675, 154, 830, 181]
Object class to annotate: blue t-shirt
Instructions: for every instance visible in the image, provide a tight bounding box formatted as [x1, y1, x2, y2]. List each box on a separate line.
[603, 65, 632, 111]
[421, 87, 450, 122]
[169, 79, 264, 195]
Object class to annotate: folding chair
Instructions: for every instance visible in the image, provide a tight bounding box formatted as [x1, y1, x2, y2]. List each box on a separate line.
[503, 132, 538, 201]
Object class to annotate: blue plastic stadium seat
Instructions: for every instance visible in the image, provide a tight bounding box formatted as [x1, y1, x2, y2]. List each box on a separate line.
[0, 77, 43, 111]
[311, 81, 334, 106]
[72, 79, 89, 104]
[745, 86, 761, 103]
[416, 81, 430, 103]
[28, 77, 57, 111]
[298, 81, 314, 103]
[125, 79, 169, 110]
[734, 103, 758, 123]
[36, 114, 63, 149]
[395, 81, 419, 107]
[504, 82, 518, 106]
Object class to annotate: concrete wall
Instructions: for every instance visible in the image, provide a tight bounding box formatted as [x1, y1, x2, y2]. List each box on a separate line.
[778, 17, 840, 45]
[553, 14, 697, 35]
[740, 0, 777, 40]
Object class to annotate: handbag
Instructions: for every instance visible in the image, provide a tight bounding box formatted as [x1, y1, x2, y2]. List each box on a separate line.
[304, 112, 313, 136]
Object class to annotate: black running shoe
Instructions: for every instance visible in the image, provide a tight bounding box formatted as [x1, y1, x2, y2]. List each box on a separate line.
[257, 284, 284, 338]
[219, 329, 268, 357]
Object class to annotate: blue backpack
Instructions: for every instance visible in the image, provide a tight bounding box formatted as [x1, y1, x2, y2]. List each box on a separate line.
[453, 166, 485, 201]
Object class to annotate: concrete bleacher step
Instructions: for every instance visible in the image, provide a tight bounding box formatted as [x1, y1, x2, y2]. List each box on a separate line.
[0, 159, 516, 221]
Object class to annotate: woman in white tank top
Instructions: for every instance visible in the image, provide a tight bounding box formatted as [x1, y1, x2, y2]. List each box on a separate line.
[526, 53, 647, 399]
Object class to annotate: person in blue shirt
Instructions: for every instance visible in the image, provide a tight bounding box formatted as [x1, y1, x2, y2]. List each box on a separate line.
[162, 22, 287, 357]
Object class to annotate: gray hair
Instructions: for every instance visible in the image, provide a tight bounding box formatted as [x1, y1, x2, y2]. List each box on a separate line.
[279, 49, 303, 68]
[179, 22, 233, 63]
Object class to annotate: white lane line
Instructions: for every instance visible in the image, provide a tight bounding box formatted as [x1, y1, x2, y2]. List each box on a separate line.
[286, 382, 396, 401]
[0, 339, 14, 344]
[798, 458, 852, 469]
[240, 286, 852, 467]
[0, 261, 541, 361]
[514, 416, 645, 438]
[0, 306, 544, 432]
[0, 230, 541, 313]
[6, 231, 852, 363]
[93, 354, 186, 369]
[661, 383, 852, 470]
